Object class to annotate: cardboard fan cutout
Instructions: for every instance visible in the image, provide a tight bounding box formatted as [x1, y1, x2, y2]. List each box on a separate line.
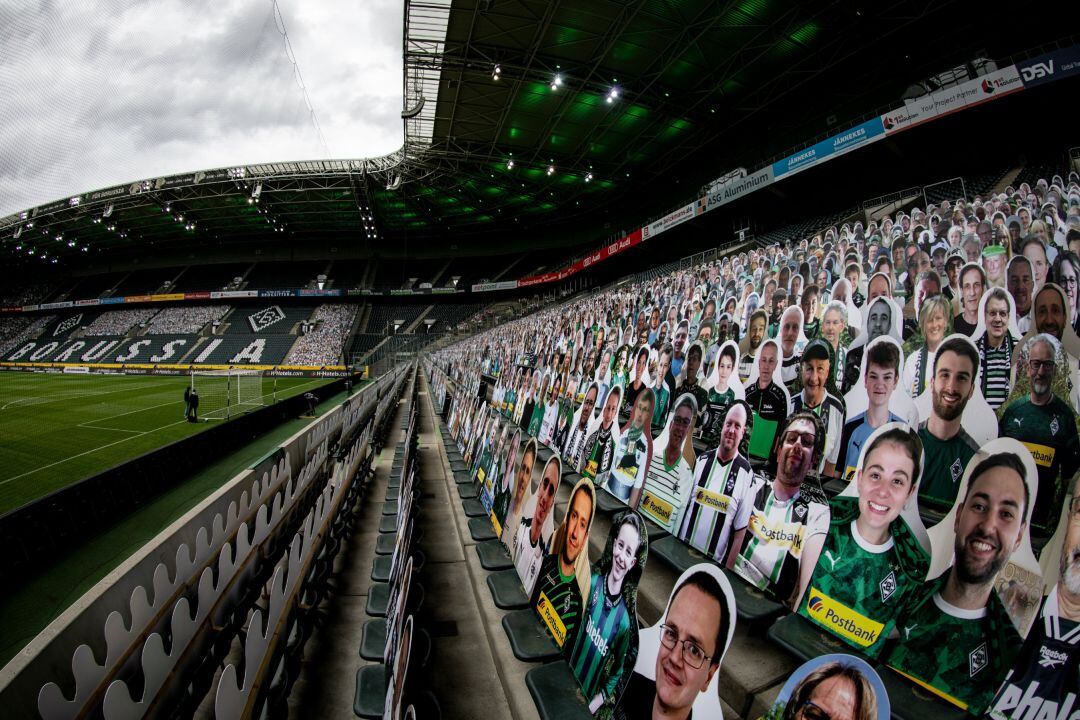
[530, 477, 597, 649]
[913, 333, 1000, 446]
[759, 654, 891, 720]
[511, 455, 562, 597]
[581, 384, 624, 482]
[925, 437, 1043, 637]
[742, 337, 791, 460]
[635, 393, 699, 532]
[797, 423, 931, 658]
[616, 564, 737, 720]
[499, 437, 538, 547]
[567, 509, 650, 719]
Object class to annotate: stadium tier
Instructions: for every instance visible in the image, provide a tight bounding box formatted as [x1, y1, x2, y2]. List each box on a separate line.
[2, 8, 1079, 720]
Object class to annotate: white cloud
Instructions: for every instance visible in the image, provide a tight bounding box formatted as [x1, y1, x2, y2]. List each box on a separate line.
[0, 0, 404, 217]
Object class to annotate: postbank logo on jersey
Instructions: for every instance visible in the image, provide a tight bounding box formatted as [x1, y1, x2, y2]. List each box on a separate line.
[536, 591, 568, 647]
[747, 512, 806, 557]
[641, 493, 675, 526]
[1021, 441, 1055, 468]
[805, 588, 885, 648]
[693, 488, 732, 514]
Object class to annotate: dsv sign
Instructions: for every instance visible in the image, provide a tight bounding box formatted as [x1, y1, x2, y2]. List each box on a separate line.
[1021, 61, 1054, 82]
[1018, 46, 1080, 88]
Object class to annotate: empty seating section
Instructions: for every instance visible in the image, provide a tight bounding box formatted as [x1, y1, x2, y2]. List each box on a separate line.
[243, 261, 325, 290]
[109, 267, 178, 296]
[328, 259, 370, 289]
[3, 368, 408, 720]
[145, 304, 229, 334]
[284, 303, 357, 366]
[1, 282, 53, 307]
[1013, 158, 1070, 189]
[64, 271, 127, 299]
[756, 207, 855, 246]
[365, 304, 426, 334]
[423, 302, 484, 332]
[176, 262, 250, 292]
[370, 257, 444, 291]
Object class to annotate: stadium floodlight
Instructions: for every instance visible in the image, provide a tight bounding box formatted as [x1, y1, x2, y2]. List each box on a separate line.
[585, 172, 593, 182]
[506, 157, 514, 169]
[67, 239, 75, 247]
[81, 246, 88, 252]
[401, 95, 426, 119]
[492, 64, 501, 80]
[546, 165, 555, 176]
[25, 221, 33, 229]
[606, 87, 619, 103]
[550, 73, 563, 91]
[164, 203, 171, 212]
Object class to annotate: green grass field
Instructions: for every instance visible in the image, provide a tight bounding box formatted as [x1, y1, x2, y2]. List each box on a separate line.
[0, 372, 331, 515]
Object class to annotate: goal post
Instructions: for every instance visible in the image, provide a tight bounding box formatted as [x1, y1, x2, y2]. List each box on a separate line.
[190, 368, 266, 419]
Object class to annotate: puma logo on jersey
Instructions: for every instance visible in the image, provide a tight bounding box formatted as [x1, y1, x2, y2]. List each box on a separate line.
[1012, 417, 1023, 427]
[902, 623, 918, 639]
[823, 550, 839, 569]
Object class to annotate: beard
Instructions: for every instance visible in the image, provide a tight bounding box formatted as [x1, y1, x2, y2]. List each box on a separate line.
[932, 389, 965, 422]
[1062, 548, 1080, 596]
[955, 531, 1008, 585]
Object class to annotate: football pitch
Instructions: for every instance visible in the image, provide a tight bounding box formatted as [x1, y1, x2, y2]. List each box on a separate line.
[0, 372, 332, 515]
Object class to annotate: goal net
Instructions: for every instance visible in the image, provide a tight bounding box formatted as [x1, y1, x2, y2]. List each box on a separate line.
[191, 369, 266, 419]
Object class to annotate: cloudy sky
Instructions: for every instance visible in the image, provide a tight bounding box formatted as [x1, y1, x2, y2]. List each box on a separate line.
[0, 0, 404, 217]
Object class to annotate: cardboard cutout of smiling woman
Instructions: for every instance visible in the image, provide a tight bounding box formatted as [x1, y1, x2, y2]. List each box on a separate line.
[614, 564, 737, 720]
[797, 423, 931, 658]
[499, 437, 538, 547]
[582, 385, 624, 483]
[512, 455, 563, 596]
[531, 477, 597, 650]
[567, 509, 650, 719]
[759, 654, 890, 720]
[884, 439, 1042, 714]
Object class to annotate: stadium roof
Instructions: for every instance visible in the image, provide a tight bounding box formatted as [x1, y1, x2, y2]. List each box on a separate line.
[1, 0, 1068, 271]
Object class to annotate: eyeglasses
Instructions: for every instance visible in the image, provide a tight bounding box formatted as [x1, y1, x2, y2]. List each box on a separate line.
[783, 431, 816, 448]
[672, 416, 692, 427]
[799, 700, 835, 720]
[1029, 359, 1057, 372]
[659, 624, 711, 669]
